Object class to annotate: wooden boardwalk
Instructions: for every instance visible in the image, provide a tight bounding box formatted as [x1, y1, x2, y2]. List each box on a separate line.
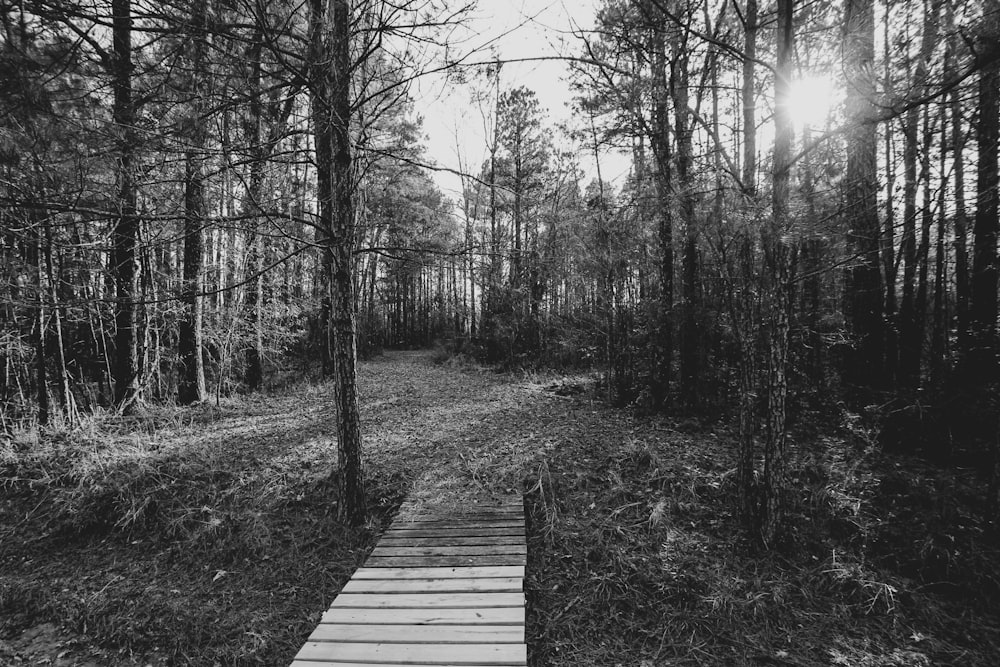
[290, 499, 527, 666]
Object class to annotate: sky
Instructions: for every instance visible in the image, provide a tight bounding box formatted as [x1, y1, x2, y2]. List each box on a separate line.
[410, 0, 633, 202]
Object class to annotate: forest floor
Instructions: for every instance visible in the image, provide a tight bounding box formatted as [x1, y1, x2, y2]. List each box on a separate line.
[2, 350, 1000, 666]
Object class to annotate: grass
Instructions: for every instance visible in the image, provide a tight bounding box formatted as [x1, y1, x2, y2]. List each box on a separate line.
[0, 350, 537, 664]
[1, 375, 411, 665]
[522, 398, 1000, 666]
[3, 352, 999, 665]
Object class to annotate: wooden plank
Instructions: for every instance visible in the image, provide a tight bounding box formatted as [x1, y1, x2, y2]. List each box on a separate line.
[291, 497, 527, 666]
[389, 520, 523, 530]
[342, 578, 521, 594]
[378, 535, 524, 547]
[364, 555, 525, 568]
[392, 511, 523, 520]
[371, 545, 526, 557]
[294, 642, 527, 665]
[291, 662, 515, 667]
[308, 623, 524, 644]
[395, 512, 523, 523]
[320, 607, 524, 625]
[352, 566, 524, 580]
[330, 592, 524, 609]
[381, 527, 523, 539]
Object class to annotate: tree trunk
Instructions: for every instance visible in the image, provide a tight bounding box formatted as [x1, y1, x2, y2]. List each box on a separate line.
[30, 231, 49, 425]
[951, 58, 971, 348]
[178, 0, 209, 405]
[898, 0, 938, 390]
[736, 0, 758, 528]
[843, 0, 884, 394]
[881, 8, 898, 385]
[800, 125, 823, 385]
[243, 31, 265, 391]
[44, 219, 75, 423]
[741, 0, 757, 194]
[970, 53, 999, 380]
[761, 0, 794, 545]
[735, 237, 758, 528]
[913, 106, 935, 387]
[111, 0, 141, 411]
[309, 0, 366, 526]
[674, 17, 699, 408]
[931, 102, 948, 384]
[651, 17, 673, 404]
[179, 154, 207, 403]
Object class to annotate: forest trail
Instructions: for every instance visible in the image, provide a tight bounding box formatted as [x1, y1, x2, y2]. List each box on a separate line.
[357, 350, 565, 514]
[1, 350, 607, 666]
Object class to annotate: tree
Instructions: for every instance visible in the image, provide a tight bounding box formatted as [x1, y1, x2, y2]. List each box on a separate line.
[759, 0, 794, 543]
[842, 0, 884, 394]
[308, 0, 365, 525]
[178, 0, 210, 404]
[650, 4, 674, 405]
[110, 0, 142, 411]
[495, 86, 550, 352]
[969, 3, 999, 383]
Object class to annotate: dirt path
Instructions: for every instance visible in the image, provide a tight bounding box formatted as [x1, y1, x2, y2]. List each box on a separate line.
[357, 350, 568, 513]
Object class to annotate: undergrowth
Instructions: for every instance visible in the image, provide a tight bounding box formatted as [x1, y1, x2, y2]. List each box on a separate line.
[0, 393, 409, 665]
[524, 405, 1000, 666]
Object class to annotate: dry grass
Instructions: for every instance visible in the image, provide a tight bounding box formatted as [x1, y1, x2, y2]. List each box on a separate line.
[0, 350, 533, 665]
[522, 398, 1000, 666]
[3, 352, 999, 666]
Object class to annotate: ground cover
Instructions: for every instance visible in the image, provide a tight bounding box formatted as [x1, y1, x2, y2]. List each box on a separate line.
[2, 351, 998, 666]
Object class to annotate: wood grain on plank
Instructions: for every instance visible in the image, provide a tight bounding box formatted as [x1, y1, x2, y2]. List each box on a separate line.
[294, 641, 527, 665]
[399, 510, 523, 520]
[389, 520, 524, 530]
[378, 535, 524, 547]
[330, 592, 524, 609]
[371, 545, 526, 557]
[342, 577, 521, 594]
[290, 663, 516, 667]
[320, 607, 524, 625]
[381, 527, 524, 539]
[307, 623, 524, 643]
[351, 566, 524, 580]
[364, 555, 525, 568]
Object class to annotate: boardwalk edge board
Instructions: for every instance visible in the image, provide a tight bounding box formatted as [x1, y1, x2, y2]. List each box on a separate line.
[291, 499, 527, 666]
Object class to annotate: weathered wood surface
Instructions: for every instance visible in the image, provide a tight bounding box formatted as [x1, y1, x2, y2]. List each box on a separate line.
[290, 499, 527, 666]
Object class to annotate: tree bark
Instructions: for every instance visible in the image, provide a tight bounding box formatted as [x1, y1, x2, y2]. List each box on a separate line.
[736, 0, 758, 528]
[741, 0, 757, 195]
[760, 0, 794, 546]
[970, 52, 999, 380]
[178, 0, 209, 405]
[843, 0, 884, 394]
[243, 30, 265, 391]
[111, 0, 141, 411]
[931, 102, 948, 384]
[897, 0, 938, 390]
[651, 16, 673, 404]
[674, 14, 699, 408]
[30, 231, 49, 425]
[913, 105, 935, 387]
[881, 8, 897, 385]
[950, 36, 971, 349]
[309, 0, 366, 526]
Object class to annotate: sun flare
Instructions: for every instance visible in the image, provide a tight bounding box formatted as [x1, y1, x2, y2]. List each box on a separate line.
[787, 74, 838, 129]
